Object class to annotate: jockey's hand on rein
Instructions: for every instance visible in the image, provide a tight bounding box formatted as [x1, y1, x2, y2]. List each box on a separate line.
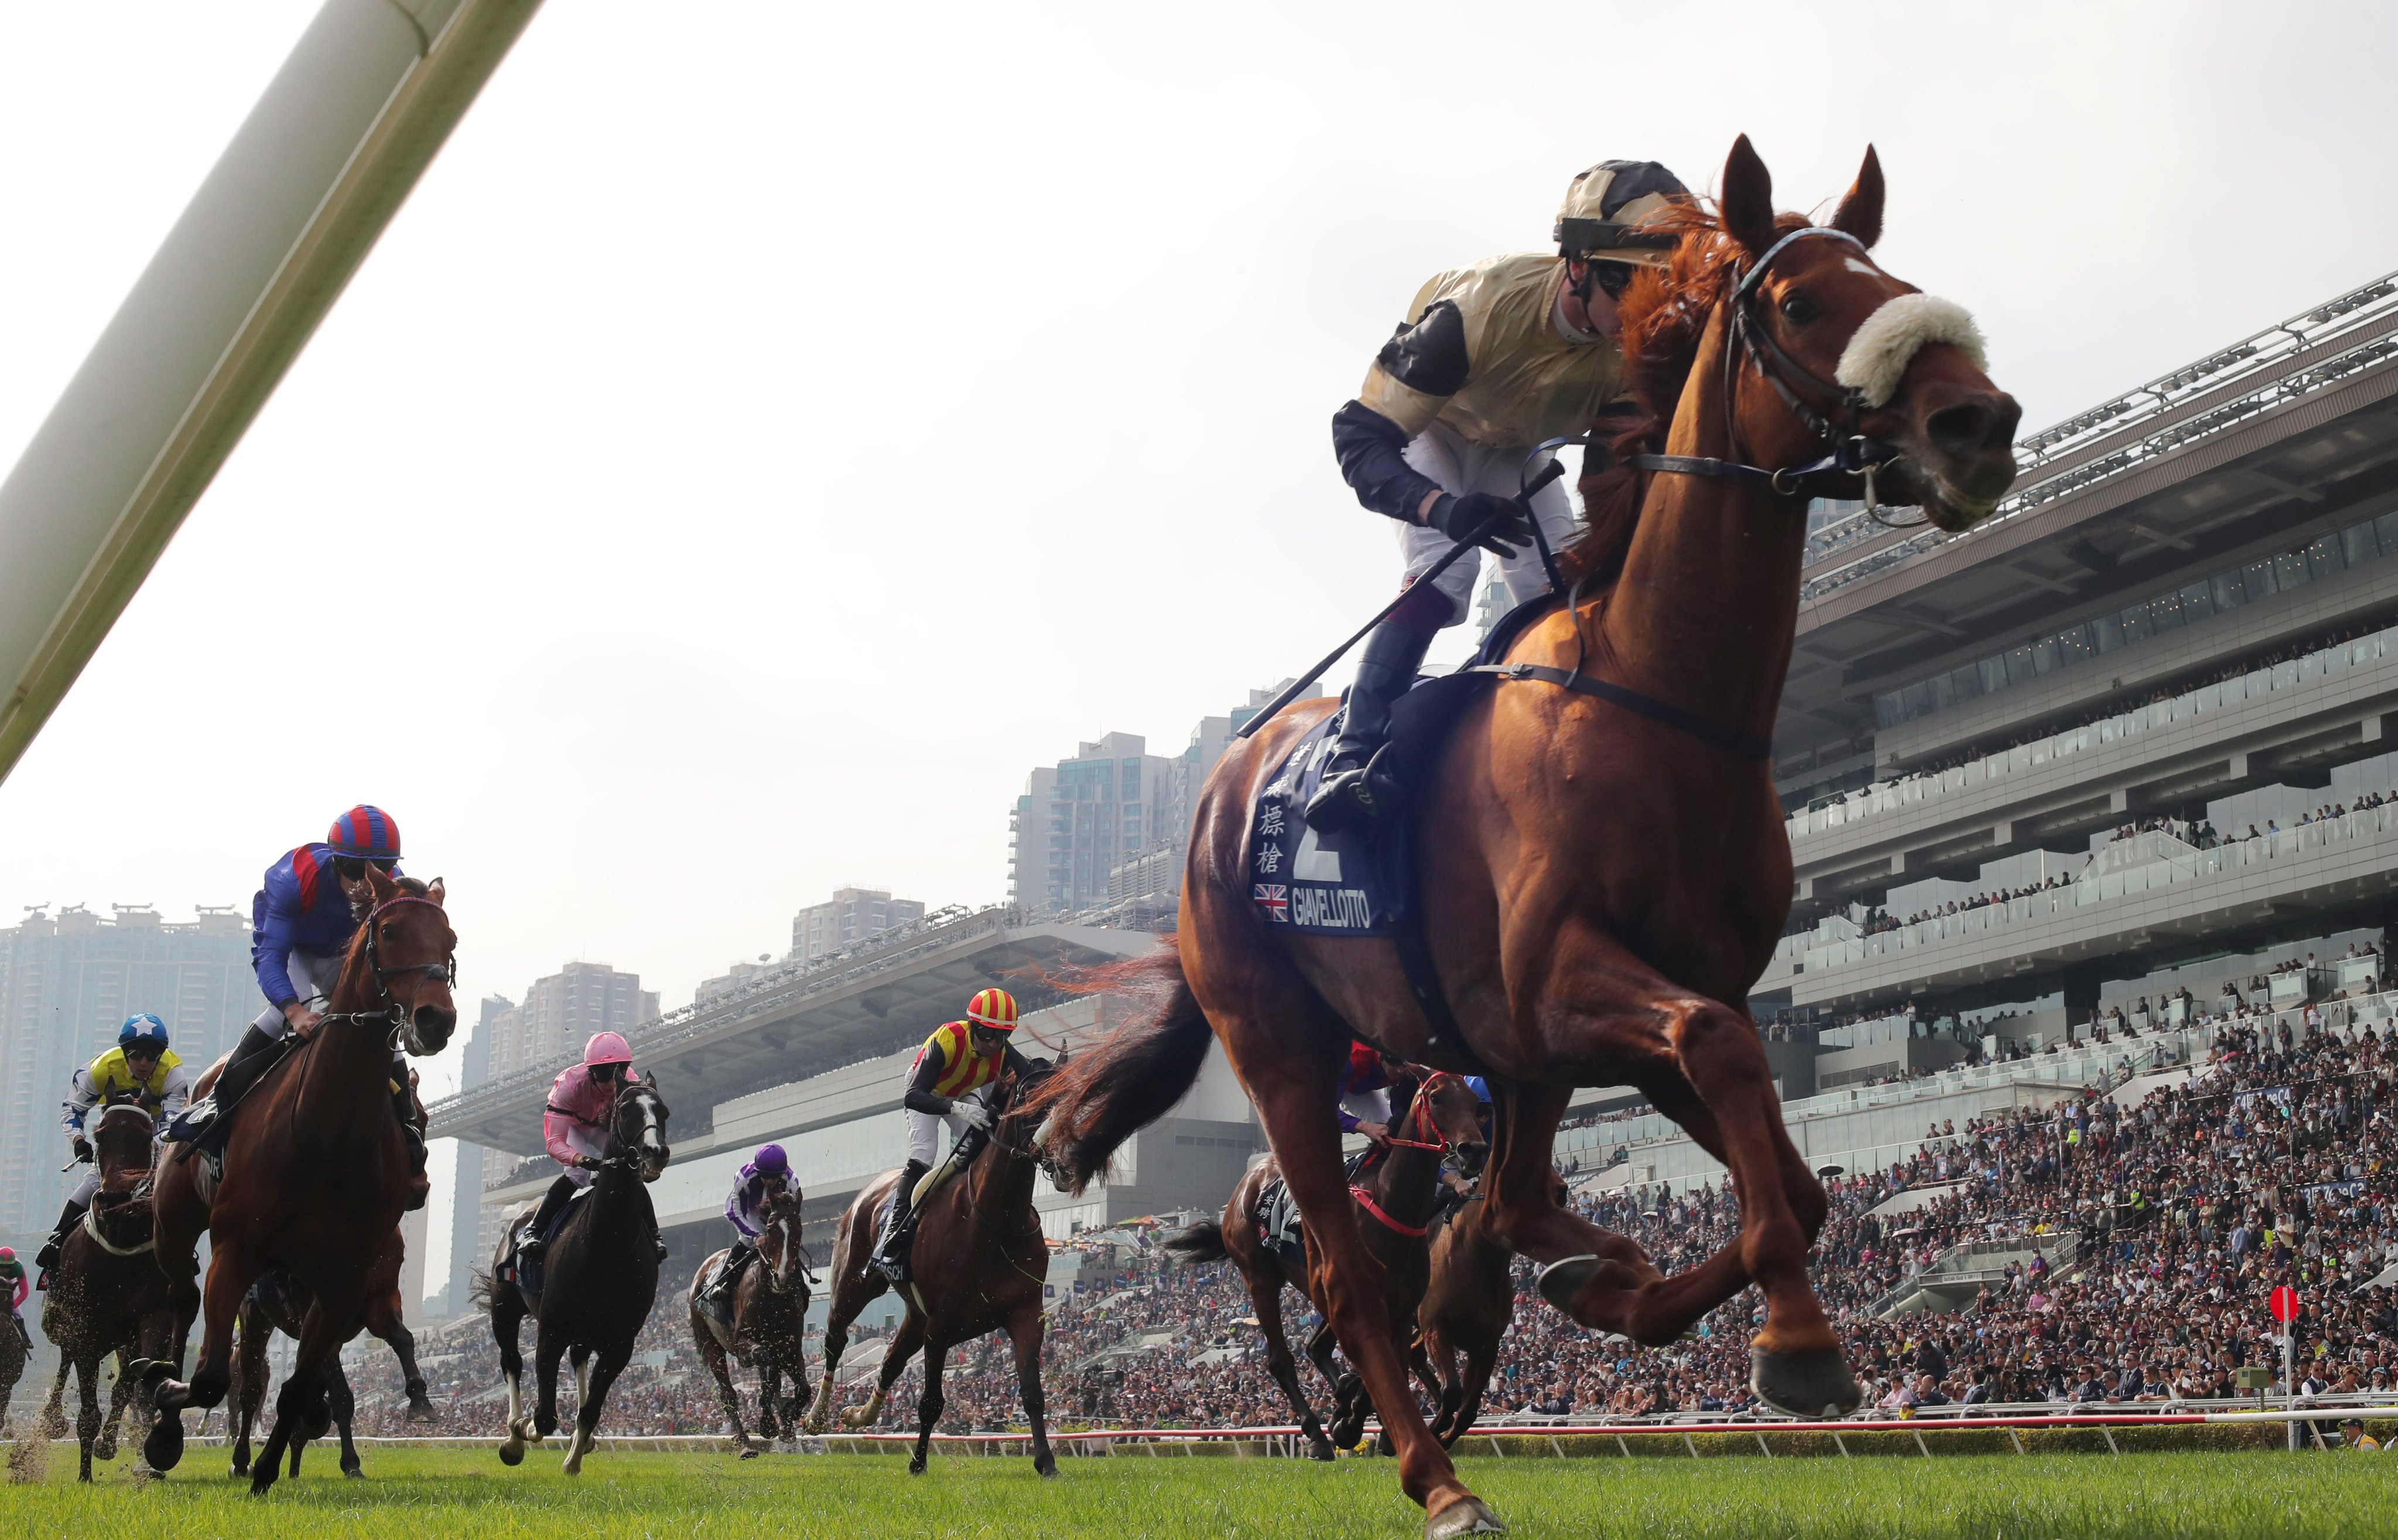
[283, 1001, 324, 1039]
[1427, 492, 1532, 557]
[72, 1137, 92, 1164]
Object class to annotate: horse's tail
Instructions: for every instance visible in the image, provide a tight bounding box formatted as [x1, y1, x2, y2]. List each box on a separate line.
[1162, 1220, 1228, 1266]
[1023, 937, 1210, 1193]
[468, 1267, 496, 1315]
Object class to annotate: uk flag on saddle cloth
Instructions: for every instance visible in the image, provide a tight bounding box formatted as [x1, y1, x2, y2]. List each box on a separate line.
[1248, 711, 1399, 937]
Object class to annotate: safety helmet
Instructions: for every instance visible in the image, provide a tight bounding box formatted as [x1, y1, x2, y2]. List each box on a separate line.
[754, 1144, 788, 1176]
[584, 1031, 632, 1067]
[119, 1013, 169, 1052]
[966, 988, 1019, 1033]
[1554, 160, 1688, 266]
[0, 1247, 13, 1261]
[327, 805, 402, 861]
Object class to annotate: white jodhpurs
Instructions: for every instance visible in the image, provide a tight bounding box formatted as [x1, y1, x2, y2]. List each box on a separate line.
[904, 1085, 997, 1167]
[67, 1168, 101, 1206]
[1341, 1086, 1393, 1131]
[251, 949, 345, 1040]
[1395, 420, 1580, 626]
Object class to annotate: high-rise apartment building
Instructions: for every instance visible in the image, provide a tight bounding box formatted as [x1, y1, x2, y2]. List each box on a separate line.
[790, 888, 925, 964]
[0, 904, 256, 1237]
[481, 961, 659, 1082]
[1007, 733, 1178, 916]
[430, 993, 506, 1320]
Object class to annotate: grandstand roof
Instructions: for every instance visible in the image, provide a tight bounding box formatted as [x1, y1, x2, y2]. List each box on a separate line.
[426, 908, 1155, 1153]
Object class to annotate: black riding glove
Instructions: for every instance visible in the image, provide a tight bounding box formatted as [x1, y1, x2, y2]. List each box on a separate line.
[1427, 492, 1534, 557]
[72, 1137, 92, 1163]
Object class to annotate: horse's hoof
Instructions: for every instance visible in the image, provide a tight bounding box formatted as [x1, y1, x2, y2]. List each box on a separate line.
[94, 1435, 118, 1462]
[405, 1401, 439, 1425]
[1750, 1346, 1860, 1418]
[1035, 1456, 1058, 1479]
[1426, 1495, 1507, 1538]
[1534, 1254, 1601, 1313]
[908, 1457, 926, 1476]
[143, 1416, 184, 1474]
[1307, 1440, 1336, 1463]
[344, 1466, 365, 1480]
[496, 1442, 524, 1467]
[738, 1446, 761, 1460]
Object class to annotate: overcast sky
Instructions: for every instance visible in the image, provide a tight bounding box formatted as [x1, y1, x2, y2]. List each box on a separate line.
[4, 0, 2395, 1108]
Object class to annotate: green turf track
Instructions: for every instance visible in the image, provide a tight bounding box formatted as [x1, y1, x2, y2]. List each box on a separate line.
[7, 1447, 2395, 1537]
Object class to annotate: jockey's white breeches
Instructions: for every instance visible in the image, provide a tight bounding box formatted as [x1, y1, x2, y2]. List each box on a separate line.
[905, 1085, 997, 1168]
[1341, 1087, 1393, 1131]
[252, 949, 345, 1040]
[1395, 421, 1579, 627]
[67, 1169, 101, 1207]
[558, 1124, 605, 1189]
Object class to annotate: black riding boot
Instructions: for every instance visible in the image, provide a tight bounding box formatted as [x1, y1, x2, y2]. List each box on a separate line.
[179, 1025, 282, 1154]
[870, 1159, 931, 1284]
[518, 1174, 579, 1264]
[709, 1243, 754, 1308]
[1304, 620, 1435, 834]
[34, 1200, 85, 1274]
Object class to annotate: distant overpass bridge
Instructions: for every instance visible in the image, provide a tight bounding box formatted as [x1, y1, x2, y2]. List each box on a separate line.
[425, 907, 1155, 1155]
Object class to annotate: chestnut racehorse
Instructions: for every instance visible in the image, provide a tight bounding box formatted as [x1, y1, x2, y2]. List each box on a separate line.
[230, 1227, 437, 1482]
[804, 1064, 1058, 1478]
[689, 1186, 812, 1456]
[140, 868, 457, 1490]
[39, 1100, 176, 1481]
[1165, 1069, 1487, 1457]
[1034, 136, 2020, 1534]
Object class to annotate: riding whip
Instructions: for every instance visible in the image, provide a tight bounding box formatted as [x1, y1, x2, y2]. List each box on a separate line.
[1237, 458, 1568, 741]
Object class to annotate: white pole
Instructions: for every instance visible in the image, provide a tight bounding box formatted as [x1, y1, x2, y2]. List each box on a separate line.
[2285, 1321, 2298, 1452]
[0, 0, 546, 783]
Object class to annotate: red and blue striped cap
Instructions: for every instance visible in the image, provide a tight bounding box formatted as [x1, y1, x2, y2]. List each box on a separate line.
[327, 805, 401, 861]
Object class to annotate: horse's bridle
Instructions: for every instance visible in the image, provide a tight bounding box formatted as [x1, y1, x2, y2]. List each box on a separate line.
[1381, 1072, 1465, 1155]
[590, 1079, 669, 1175]
[321, 895, 457, 1047]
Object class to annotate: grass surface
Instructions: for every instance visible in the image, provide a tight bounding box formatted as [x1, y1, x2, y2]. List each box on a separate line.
[6, 1445, 2396, 1537]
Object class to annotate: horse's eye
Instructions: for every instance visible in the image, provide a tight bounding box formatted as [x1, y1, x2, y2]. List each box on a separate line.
[1780, 291, 1819, 325]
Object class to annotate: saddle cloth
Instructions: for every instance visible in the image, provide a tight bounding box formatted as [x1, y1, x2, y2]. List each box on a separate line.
[1246, 598, 1557, 940]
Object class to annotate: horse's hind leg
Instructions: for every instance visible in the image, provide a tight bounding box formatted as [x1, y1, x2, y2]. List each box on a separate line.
[755, 1360, 782, 1441]
[1251, 1274, 1334, 1459]
[532, 1322, 566, 1441]
[373, 1312, 436, 1423]
[1451, 1334, 1498, 1442]
[493, 1289, 532, 1463]
[230, 1315, 266, 1478]
[74, 1354, 101, 1482]
[840, 1309, 921, 1431]
[94, 1349, 132, 1463]
[808, 1274, 873, 1434]
[563, 1344, 630, 1476]
[694, 1307, 752, 1456]
[1004, 1308, 1056, 1478]
[908, 1336, 947, 1476]
[331, 1360, 362, 1477]
[1305, 1316, 1368, 1449]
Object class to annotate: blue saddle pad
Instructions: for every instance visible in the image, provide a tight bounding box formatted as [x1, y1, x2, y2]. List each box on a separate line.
[1248, 711, 1395, 936]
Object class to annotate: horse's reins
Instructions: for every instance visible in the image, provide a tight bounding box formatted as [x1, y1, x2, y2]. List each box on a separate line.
[317, 895, 457, 1046]
[1353, 1073, 1466, 1238]
[1463, 227, 1918, 765]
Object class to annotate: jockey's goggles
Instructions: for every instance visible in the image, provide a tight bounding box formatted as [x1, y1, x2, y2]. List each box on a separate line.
[334, 855, 399, 879]
[589, 1060, 625, 1080]
[1591, 260, 1637, 299]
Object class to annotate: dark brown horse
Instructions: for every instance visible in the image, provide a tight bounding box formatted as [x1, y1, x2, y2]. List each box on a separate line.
[1034, 137, 2020, 1534]
[803, 1065, 1056, 1476]
[38, 1099, 177, 1481]
[689, 1186, 811, 1456]
[1165, 1070, 1486, 1457]
[1410, 1190, 1519, 1446]
[140, 868, 456, 1490]
[485, 1073, 671, 1475]
[230, 1223, 436, 1481]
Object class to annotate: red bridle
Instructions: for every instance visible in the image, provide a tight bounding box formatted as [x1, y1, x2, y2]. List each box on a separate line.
[1379, 1071, 1461, 1153]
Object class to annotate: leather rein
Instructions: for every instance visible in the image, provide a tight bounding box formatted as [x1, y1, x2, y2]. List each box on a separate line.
[319, 895, 458, 1048]
[1458, 226, 1900, 765]
[1353, 1072, 1465, 1239]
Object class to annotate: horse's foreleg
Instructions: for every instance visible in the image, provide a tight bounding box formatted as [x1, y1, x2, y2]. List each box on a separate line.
[908, 1337, 946, 1476]
[532, 1323, 566, 1441]
[1005, 1307, 1055, 1478]
[374, 1312, 435, 1422]
[93, 1347, 132, 1463]
[231, 1318, 265, 1479]
[843, 1312, 922, 1431]
[250, 1296, 350, 1496]
[755, 1360, 782, 1442]
[331, 1359, 361, 1477]
[694, 1305, 752, 1456]
[143, 1232, 254, 1474]
[808, 1296, 858, 1435]
[563, 1345, 628, 1476]
[1247, 1265, 1332, 1458]
[493, 1290, 531, 1464]
[74, 1354, 101, 1481]
[41, 1353, 70, 1440]
[1452, 1332, 1498, 1443]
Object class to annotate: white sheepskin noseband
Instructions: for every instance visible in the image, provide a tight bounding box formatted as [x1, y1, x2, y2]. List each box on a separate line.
[1835, 293, 1986, 409]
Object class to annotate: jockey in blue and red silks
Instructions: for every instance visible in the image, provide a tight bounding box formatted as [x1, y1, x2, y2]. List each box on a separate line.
[171, 805, 423, 1189]
[1337, 1039, 1398, 1142]
[703, 1143, 795, 1308]
[518, 1031, 666, 1265]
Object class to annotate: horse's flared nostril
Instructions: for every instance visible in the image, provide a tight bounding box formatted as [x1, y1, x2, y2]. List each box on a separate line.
[1927, 402, 1996, 456]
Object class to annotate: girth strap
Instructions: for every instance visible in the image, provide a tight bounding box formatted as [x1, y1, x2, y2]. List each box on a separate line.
[1465, 662, 1773, 761]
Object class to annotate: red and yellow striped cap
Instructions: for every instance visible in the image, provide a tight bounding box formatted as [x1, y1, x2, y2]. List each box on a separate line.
[966, 988, 1019, 1032]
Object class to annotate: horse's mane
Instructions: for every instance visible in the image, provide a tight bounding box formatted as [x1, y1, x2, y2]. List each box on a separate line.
[1559, 204, 1814, 588]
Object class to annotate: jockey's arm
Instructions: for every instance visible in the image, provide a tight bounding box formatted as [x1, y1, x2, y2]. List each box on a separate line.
[1331, 293, 1467, 523]
[61, 1065, 99, 1141]
[902, 1049, 952, 1117]
[723, 1178, 763, 1238]
[250, 891, 307, 1014]
[156, 1062, 192, 1127]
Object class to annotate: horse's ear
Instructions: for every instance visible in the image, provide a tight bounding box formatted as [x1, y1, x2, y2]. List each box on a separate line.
[1719, 134, 1776, 257]
[425, 876, 447, 908]
[1829, 144, 1884, 249]
[364, 864, 399, 904]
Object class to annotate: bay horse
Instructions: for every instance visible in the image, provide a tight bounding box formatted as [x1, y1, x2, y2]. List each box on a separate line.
[39, 1099, 178, 1481]
[230, 1227, 437, 1481]
[689, 1186, 811, 1456]
[1164, 1069, 1486, 1458]
[1409, 1191, 1518, 1446]
[1033, 136, 2020, 1534]
[139, 868, 457, 1491]
[803, 1063, 1057, 1477]
[486, 1072, 671, 1474]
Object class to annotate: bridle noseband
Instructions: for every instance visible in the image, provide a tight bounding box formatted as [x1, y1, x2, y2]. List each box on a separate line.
[1380, 1072, 1465, 1155]
[321, 895, 457, 1047]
